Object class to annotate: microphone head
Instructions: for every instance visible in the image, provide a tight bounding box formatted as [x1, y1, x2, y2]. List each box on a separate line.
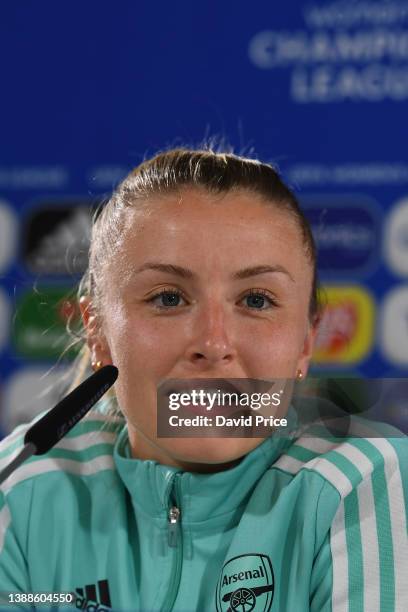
[24, 365, 119, 455]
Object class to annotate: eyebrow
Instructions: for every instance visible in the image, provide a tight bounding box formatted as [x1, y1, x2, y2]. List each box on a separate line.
[135, 262, 294, 282]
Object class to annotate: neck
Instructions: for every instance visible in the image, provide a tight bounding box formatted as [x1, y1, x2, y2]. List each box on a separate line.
[127, 426, 245, 473]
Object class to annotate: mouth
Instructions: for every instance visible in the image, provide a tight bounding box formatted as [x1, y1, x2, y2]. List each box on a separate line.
[161, 380, 244, 416]
[161, 377, 279, 397]
[164, 379, 245, 398]
[158, 377, 280, 415]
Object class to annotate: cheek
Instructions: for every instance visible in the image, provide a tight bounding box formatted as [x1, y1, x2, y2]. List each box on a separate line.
[104, 308, 187, 374]
[238, 317, 306, 376]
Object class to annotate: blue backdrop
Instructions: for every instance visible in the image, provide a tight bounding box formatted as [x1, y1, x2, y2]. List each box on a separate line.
[1, 1, 408, 436]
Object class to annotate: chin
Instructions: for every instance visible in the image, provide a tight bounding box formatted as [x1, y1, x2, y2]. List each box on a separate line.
[166, 437, 263, 468]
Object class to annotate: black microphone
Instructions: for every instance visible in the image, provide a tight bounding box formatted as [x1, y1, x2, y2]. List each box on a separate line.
[0, 365, 118, 486]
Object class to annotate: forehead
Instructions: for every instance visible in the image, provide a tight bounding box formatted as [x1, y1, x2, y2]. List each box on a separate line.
[109, 188, 310, 281]
[121, 188, 302, 238]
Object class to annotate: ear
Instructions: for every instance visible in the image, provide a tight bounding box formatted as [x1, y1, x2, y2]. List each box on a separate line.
[79, 296, 113, 366]
[296, 318, 320, 378]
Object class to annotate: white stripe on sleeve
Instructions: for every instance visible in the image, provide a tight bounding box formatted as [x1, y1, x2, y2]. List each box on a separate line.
[331, 500, 348, 612]
[0, 504, 11, 554]
[367, 438, 408, 610]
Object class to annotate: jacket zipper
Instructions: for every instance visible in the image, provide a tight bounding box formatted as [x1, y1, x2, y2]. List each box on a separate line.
[168, 506, 181, 547]
[162, 473, 183, 611]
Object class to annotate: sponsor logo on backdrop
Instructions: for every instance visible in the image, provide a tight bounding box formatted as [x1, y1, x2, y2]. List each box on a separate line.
[0, 201, 18, 273]
[216, 554, 274, 611]
[313, 286, 375, 364]
[0, 288, 11, 352]
[248, 1, 408, 103]
[384, 197, 408, 277]
[22, 203, 93, 276]
[301, 196, 379, 274]
[1, 366, 69, 434]
[380, 286, 408, 366]
[12, 287, 81, 359]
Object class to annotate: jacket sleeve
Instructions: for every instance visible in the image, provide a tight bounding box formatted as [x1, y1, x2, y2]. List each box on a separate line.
[311, 436, 408, 611]
[0, 486, 32, 607]
[309, 531, 332, 611]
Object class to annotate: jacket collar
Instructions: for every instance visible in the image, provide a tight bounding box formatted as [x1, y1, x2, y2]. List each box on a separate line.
[114, 416, 296, 523]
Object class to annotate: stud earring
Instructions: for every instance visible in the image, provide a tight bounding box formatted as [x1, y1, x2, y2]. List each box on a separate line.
[92, 360, 103, 371]
[296, 369, 303, 381]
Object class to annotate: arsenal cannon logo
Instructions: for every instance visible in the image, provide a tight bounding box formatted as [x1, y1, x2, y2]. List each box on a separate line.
[216, 553, 274, 612]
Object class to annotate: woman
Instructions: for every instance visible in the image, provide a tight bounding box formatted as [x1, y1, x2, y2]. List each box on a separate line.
[0, 148, 407, 611]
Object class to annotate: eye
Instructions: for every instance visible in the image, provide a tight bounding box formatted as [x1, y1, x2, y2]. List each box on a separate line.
[147, 289, 187, 309]
[241, 289, 278, 310]
[146, 288, 278, 311]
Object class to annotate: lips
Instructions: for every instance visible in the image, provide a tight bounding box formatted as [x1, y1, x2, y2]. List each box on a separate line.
[157, 378, 281, 419]
[158, 377, 279, 402]
[164, 379, 245, 398]
[163, 381, 246, 416]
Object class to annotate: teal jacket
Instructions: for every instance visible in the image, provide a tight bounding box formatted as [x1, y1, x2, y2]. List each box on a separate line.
[0, 407, 407, 611]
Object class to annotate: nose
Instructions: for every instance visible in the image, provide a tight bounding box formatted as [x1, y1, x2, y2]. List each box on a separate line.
[184, 299, 237, 370]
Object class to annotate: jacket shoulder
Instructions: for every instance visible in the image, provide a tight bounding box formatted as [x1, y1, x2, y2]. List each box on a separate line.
[0, 408, 125, 495]
[273, 416, 408, 499]
[274, 418, 408, 609]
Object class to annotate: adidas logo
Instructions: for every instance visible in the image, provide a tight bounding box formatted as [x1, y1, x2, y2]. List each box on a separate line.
[25, 206, 92, 275]
[74, 579, 112, 611]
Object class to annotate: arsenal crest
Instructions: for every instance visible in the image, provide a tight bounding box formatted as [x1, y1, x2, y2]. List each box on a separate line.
[216, 553, 274, 612]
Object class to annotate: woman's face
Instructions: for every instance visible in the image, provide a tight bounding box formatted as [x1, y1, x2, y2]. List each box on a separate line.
[82, 188, 318, 471]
